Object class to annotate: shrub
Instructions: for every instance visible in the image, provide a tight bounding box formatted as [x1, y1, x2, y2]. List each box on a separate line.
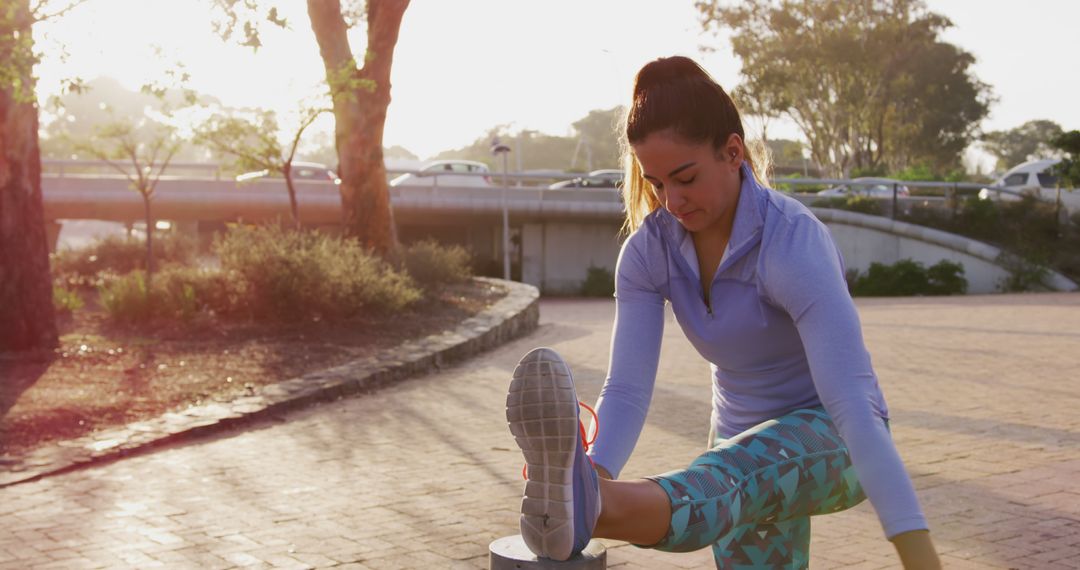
[897, 196, 1080, 285]
[51, 232, 197, 287]
[53, 285, 84, 315]
[153, 266, 244, 320]
[400, 239, 472, 288]
[213, 225, 421, 320]
[996, 253, 1051, 293]
[813, 195, 883, 216]
[98, 271, 157, 323]
[850, 259, 967, 297]
[581, 265, 615, 297]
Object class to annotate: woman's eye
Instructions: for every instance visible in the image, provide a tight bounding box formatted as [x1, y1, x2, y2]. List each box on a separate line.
[676, 176, 695, 185]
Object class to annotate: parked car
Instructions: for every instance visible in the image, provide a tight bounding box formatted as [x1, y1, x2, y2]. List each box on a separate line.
[235, 161, 340, 184]
[977, 159, 1077, 212]
[389, 160, 492, 187]
[548, 169, 624, 190]
[816, 177, 911, 198]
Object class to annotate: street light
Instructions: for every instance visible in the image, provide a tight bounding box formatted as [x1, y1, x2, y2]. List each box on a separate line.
[491, 140, 512, 280]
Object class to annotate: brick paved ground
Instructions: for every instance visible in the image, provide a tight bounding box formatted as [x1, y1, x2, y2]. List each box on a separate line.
[1, 293, 1078, 569]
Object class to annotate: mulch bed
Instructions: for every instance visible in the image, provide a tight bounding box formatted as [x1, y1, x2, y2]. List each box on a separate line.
[0, 280, 504, 458]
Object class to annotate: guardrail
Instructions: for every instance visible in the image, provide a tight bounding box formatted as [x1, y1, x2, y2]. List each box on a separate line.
[40, 159, 1043, 203]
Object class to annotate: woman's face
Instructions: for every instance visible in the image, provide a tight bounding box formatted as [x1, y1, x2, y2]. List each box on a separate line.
[632, 129, 743, 236]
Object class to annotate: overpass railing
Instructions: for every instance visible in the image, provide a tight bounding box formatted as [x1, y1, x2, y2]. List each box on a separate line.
[43, 158, 1043, 215]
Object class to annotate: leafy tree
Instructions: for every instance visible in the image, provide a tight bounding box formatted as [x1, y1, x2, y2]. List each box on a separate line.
[0, 0, 88, 352]
[195, 107, 327, 228]
[698, 0, 990, 177]
[570, 106, 624, 171]
[433, 127, 580, 173]
[71, 119, 184, 278]
[1050, 130, 1080, 188]
[212, 0, 410, 256]
[41, 76, 218, 162]
[433, 107, 626, 173]
[982, 120, 1065, 171]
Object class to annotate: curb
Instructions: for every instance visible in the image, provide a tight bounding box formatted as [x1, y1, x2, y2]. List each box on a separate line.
[0, 277, 539, 488]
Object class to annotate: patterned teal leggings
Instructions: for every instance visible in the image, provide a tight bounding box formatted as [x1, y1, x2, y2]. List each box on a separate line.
[644, 407, 876, 569]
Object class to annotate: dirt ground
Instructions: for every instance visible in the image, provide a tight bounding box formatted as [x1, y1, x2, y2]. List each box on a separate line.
[0, 280, 504, 458]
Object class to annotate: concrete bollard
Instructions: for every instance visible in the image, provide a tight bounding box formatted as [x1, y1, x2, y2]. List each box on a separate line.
[489, 535, 606, 569]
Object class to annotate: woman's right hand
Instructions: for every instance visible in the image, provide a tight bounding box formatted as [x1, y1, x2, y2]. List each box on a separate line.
[891, 529, 941, 569]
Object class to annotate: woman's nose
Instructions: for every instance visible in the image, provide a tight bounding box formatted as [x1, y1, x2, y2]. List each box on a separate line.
[664, 185, 685, 209]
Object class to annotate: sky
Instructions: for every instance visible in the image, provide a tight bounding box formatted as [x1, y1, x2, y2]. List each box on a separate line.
[34, 0, 1080, 170]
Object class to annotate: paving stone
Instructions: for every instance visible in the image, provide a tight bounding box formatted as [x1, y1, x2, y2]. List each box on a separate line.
[0, 293, 1077, 569]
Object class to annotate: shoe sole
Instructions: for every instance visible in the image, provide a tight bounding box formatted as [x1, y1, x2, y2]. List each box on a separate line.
[506, 347, 580, 561]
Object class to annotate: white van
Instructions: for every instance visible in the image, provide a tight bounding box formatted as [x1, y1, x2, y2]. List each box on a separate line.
[978, 159, 1078, 212]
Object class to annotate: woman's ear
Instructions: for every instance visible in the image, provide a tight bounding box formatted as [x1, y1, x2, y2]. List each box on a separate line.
[719, 133, 744, 167]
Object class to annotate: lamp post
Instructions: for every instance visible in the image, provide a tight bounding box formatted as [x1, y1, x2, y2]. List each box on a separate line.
[491, 140, 512, 280]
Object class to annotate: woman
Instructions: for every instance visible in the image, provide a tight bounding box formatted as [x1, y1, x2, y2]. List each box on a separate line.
[505, 56, 940, 569]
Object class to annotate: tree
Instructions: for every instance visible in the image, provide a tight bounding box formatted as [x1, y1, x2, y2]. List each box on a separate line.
[72, 119, 184, 278]
[698, 0, 991, 177]
[41, 76, 218, 162]
[1051, 130, 1080, 188]
[213, 0, 409, 256]
[0, 0, 85, 353]
[570, 106, 624, 171]
[195, 106, 327, 228]
[432, 107, 627, 173]
[982, 120, 1064, 171]
[433, 127, 580, 173]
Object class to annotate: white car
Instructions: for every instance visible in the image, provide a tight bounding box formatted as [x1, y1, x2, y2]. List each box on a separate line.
[390, 160, 492, 187]
[977, 159, 1077, 211]
[817, 177, 910, 198]
[235, 161, 340, 184]
[548, 169, 624, 190]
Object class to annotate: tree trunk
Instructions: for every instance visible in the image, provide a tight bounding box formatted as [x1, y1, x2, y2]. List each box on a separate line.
[143, 192, 154, 278]
[307, 0, 409, 257]
[283, 171, 301, 229]
[0, 1, 58, 353]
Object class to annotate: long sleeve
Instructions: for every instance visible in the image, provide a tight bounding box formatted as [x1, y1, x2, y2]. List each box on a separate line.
[760, 214, 928, 538]
[587, 235, 666, 479]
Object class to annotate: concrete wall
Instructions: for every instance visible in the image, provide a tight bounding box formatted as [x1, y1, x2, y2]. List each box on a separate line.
[521, 222, 623, 294]
[516, 210, 1078, 296]
[815, 208, 1078, 294]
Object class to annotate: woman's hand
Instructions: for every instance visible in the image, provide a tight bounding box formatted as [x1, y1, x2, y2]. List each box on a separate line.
[891, 529, 941, 569]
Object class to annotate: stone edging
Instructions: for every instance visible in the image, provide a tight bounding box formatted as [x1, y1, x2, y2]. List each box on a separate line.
[812, 207, 1080, 292]
[0, 277, 539, 488]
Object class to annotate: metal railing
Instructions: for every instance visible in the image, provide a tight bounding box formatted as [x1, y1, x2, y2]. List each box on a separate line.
[41, 158, 1051, 208]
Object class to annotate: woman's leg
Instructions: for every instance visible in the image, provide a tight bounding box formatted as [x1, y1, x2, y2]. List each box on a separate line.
[593, 408, 867, 566]
[711, 518, 810, 569]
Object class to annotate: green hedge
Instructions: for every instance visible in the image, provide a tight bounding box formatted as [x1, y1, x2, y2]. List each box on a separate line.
[849, 259, 967, 297]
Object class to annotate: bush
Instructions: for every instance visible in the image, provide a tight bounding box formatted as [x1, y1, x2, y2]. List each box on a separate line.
[581, 265, 615, 297]
[849, 259, 967, 297]
[98, 271, 157, 323]
[996, 253, 1051, 293]
[400, 239, 472, 289]
[814, 195, 883, 216]
[53, 285, 84, 315]
[51, 232, 197, 287]
[213, 225, 421, 320]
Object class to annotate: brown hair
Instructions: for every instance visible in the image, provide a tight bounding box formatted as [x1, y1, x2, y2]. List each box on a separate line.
[620, 56, 769, 234]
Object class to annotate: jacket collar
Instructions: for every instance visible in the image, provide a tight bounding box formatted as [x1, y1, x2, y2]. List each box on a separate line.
[653, 162, 767, 275]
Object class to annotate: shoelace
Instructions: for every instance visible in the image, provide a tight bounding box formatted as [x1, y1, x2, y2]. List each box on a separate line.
[522, 401, 598, 480]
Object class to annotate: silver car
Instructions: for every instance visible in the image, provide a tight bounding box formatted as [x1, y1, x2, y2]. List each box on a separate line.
[817, 177, 910, 198]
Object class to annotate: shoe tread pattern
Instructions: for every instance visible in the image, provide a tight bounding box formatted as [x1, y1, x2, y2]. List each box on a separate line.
[506, 348, 580, 561]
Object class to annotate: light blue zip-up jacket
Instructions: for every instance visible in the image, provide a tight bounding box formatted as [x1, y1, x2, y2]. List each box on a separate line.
[588, 163, 928, 538]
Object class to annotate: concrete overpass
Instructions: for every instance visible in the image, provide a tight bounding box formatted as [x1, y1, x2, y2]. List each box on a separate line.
[41, 174, 1077, 295]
